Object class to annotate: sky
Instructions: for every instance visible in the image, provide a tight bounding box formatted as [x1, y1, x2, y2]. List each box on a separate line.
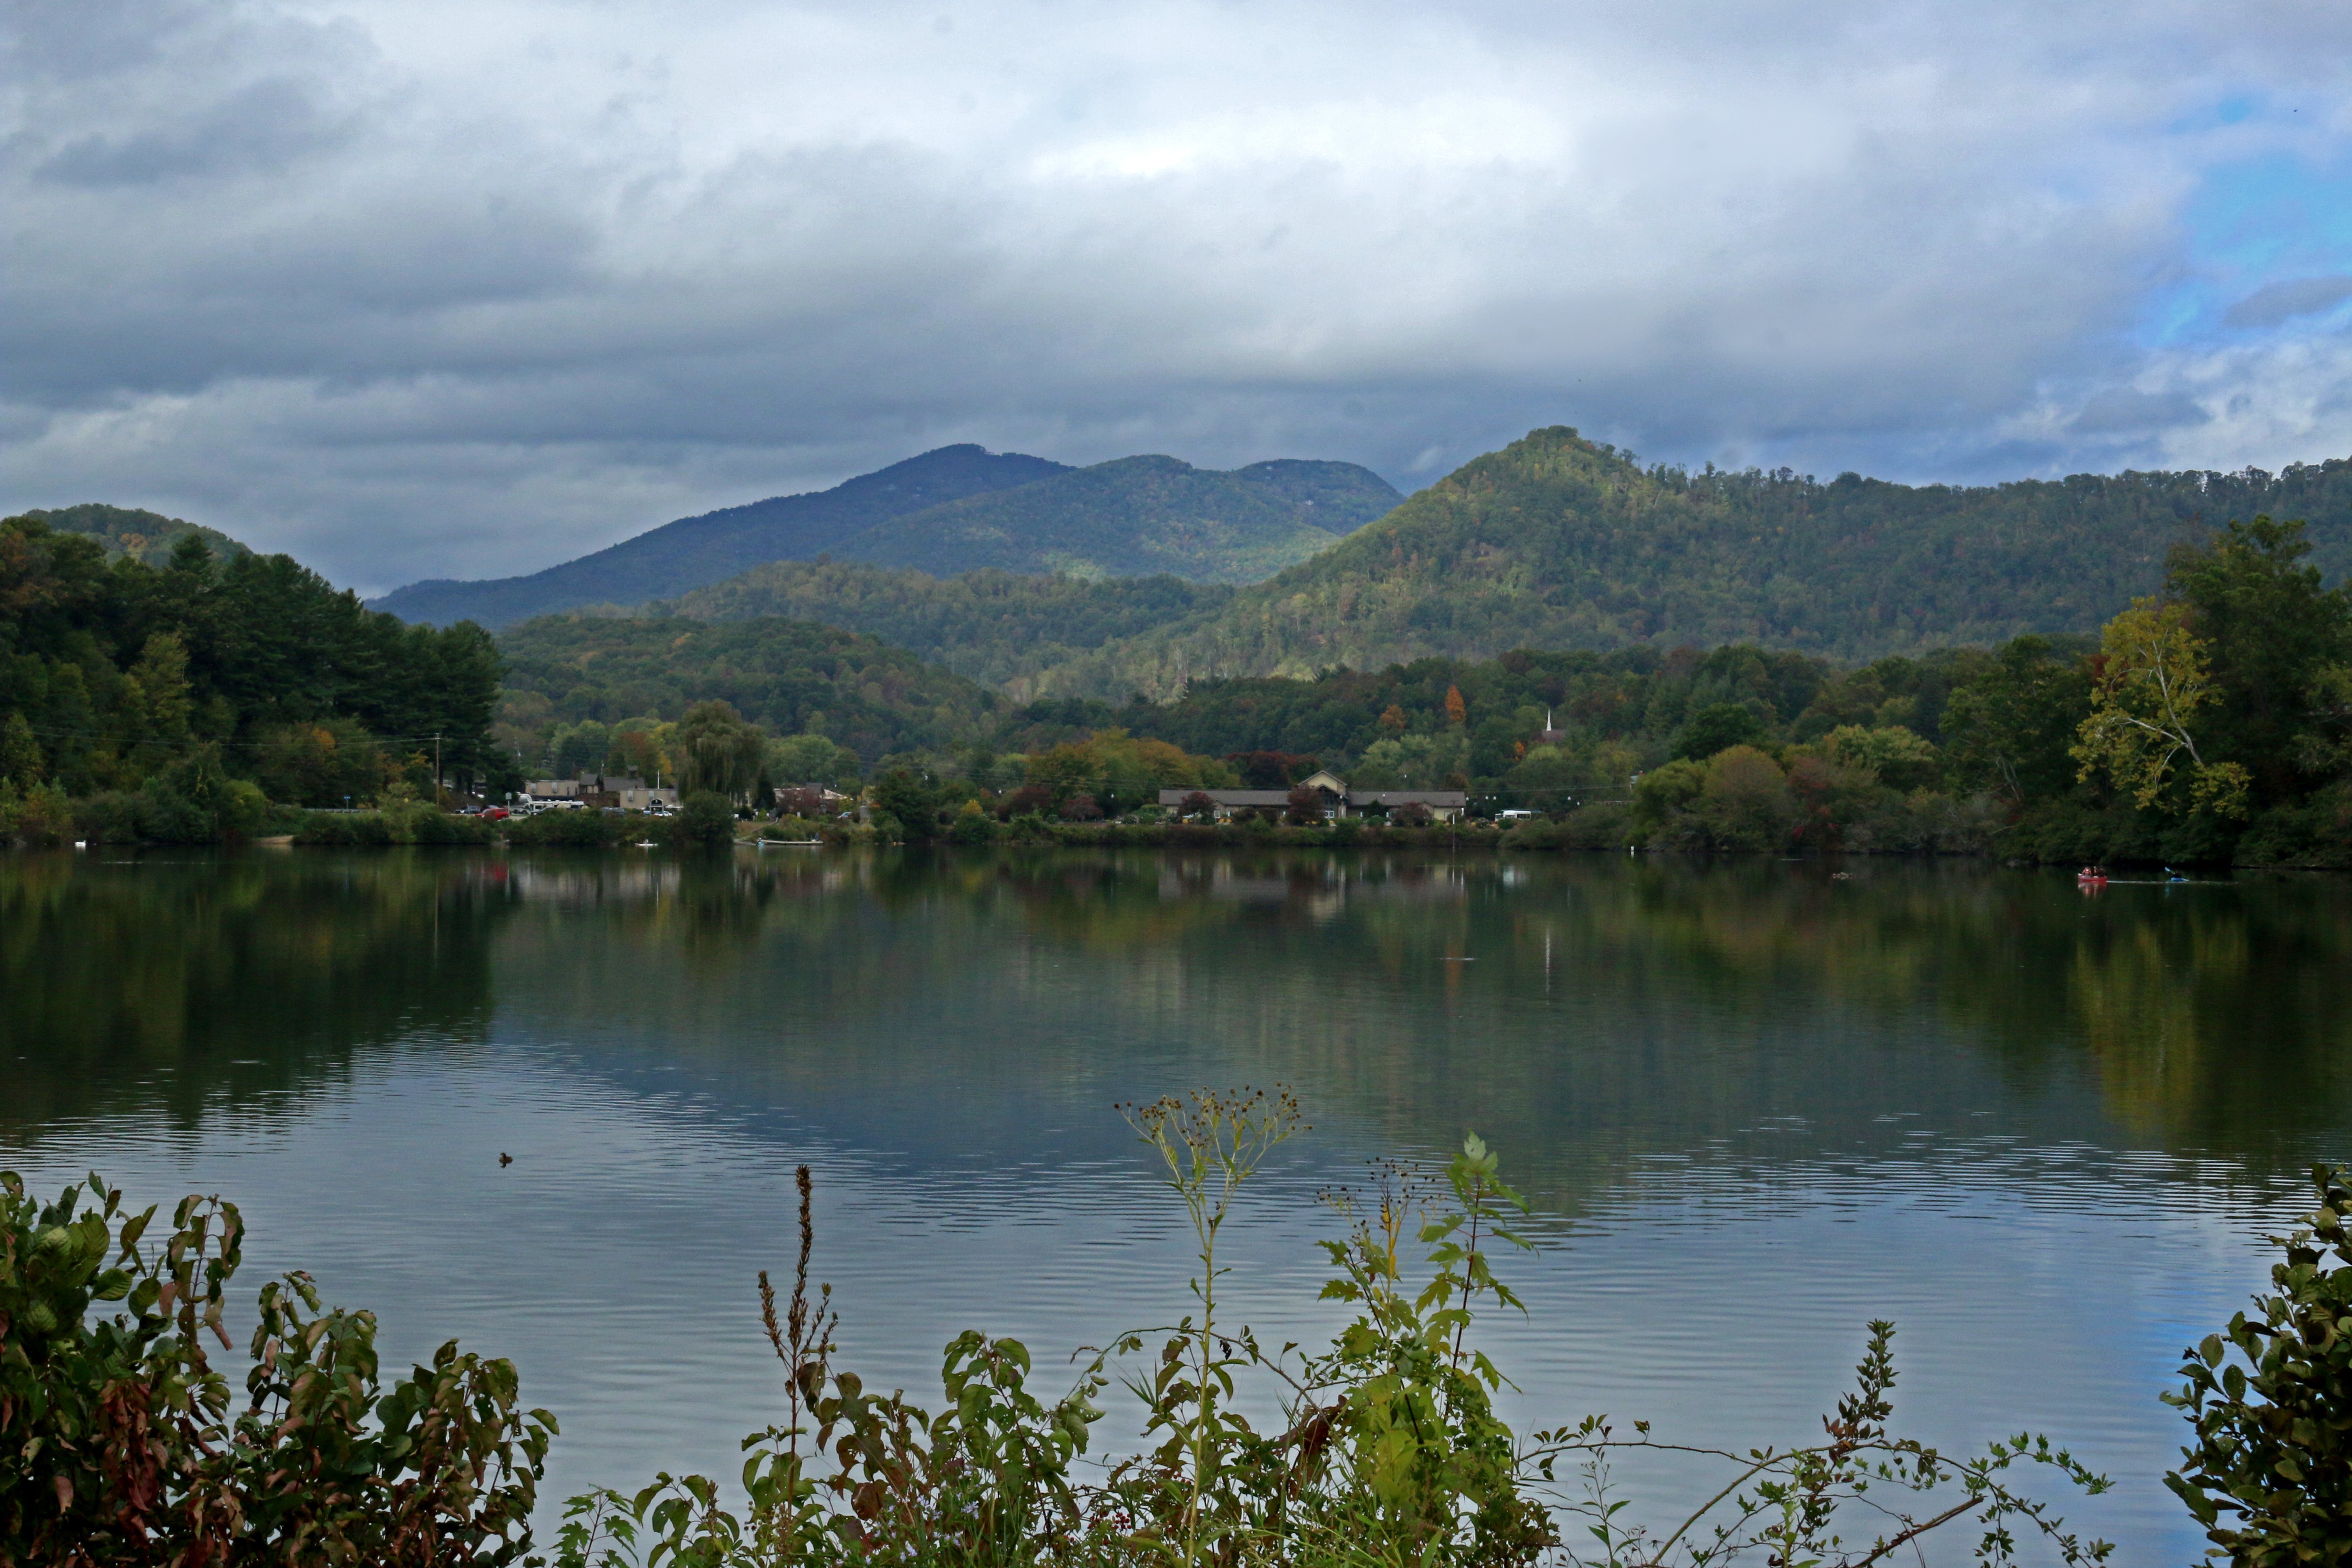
[6, 0, 2352, 595]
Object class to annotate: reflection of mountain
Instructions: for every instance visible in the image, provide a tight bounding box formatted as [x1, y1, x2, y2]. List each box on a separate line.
[0, 852, 513, 1135]
[7, 850, 2343, 1196]
[476, 853, 2352, 1206]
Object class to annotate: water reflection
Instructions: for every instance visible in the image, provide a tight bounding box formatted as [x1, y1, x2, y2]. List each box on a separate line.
[10, 849, 2350, 1180]
[0, 849, 511, 1132]
[5, 847, 2348, 1560]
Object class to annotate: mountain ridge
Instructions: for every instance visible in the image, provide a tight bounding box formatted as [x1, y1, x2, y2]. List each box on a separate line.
[829, 455, 1398, 583]
[375, 447, 1398, 628]
[1026, 428, 2352, 699]
[371, 444, 1069, 628]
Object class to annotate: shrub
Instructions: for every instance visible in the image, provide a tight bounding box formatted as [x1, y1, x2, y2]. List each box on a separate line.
[0, 1170, 551, 1565]
[503, 809, 633, 848]
[1, 1109, 2123, 1568]
[550, 1104, 2114, 1568]
[2167, 1164, 2352, 1562]
[298, 808, 395, 846]
[949, 802, 998, 845]
[71, 790, 142, 845]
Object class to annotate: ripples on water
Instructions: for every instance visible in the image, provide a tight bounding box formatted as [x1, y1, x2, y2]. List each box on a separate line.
[5, 847, 2348, 1560]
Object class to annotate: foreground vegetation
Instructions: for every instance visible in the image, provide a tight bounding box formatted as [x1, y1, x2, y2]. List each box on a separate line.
[12, 1087, 2352, 1564]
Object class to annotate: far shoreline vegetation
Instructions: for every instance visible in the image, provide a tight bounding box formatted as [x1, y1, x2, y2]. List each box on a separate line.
[4, 500, 2349, 868]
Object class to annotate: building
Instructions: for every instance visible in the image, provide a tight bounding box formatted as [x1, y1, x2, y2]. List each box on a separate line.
[1158, 769, 1467, 823]
[615, 783, 680, 812]
[524, 775, 676, 811]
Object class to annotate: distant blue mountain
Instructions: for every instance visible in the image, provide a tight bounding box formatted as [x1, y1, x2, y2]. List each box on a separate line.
[371, 445, 1068, 628]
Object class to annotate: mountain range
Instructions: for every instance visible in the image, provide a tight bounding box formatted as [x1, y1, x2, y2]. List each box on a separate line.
[371, 447, 1401, 628]
[1061, 428, 2352, 693]
[609, 429, 2352, 702]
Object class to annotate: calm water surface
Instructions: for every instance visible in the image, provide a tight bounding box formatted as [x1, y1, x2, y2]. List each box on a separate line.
[6, 847, 2350, 1559]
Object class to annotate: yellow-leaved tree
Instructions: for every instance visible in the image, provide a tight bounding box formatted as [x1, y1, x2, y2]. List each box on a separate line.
[2072, 598, 2250, 817]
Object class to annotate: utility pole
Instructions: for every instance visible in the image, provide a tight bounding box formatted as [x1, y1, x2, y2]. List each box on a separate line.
[434, 732, 442, 806]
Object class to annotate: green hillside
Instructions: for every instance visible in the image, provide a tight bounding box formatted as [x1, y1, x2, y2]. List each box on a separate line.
[827, 455, 1400, 582]
[496, 615, 1001, 762]
[1042, 428, 2352, 700]
[659, 560, 1230, 695]
[26, 503, 251, 568]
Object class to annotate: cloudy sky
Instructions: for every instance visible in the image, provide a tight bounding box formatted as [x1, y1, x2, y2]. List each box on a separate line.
[6, 0, 2352, 593]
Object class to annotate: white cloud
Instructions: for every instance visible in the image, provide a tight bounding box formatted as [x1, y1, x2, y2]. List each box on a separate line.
[4, 0, 2352, 592]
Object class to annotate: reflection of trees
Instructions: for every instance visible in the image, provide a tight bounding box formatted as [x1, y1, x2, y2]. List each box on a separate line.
[14, 847, 2345, 1208]
[482, 849, 2352, 1210]
[0, 851, 511, 1136]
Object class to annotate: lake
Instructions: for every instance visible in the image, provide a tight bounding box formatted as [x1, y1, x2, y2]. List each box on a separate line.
[5, 846, 2348, 1559]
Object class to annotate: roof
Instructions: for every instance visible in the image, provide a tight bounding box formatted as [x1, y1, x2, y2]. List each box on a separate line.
[1157, 787, 1468, 808]
[1157, 789, 1303, 806]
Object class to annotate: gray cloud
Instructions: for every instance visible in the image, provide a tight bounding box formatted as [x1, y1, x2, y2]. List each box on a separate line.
[2225, 275, 2352, 329]
[2070, 387, 2210, 434]
[4, 0, 2352, 593]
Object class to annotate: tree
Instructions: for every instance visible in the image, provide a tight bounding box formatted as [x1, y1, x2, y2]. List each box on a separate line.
[1225, 751, 1319, 789]
[1354, 732, 1467, 790]
[2072, 599, 2250, 818]
[1941, 636, 2092, 807]
[2165, 516, 2352, 801]
[1671, 702, 1766, 761]
[1821, 725, 1941, 793]
[1694, 745, 1799, 851]
[668, 790, 737, 848]
[1284, 786, 1323, 824]
[125, 632, 193, 759]
[1443, 685, 1468, 728]
[675, 700, 767, 802]
[0, 712, 43, 785]
[766, 732, 861, 789]
[549, 721, 611, 779]
[254, 718, 391, 807]
[870, 768, 940, 840]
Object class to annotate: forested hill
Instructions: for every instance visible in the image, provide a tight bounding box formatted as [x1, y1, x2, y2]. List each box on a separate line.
[1044, 427, 2352, 700]
[826, 456, 1399, 583]
[658, 560, 1231, 695]
[28, 503, 251, 568]
[0, 511, 508, 808]
[495, 615, 1002, 762]
[371, 445, 1069, 629]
